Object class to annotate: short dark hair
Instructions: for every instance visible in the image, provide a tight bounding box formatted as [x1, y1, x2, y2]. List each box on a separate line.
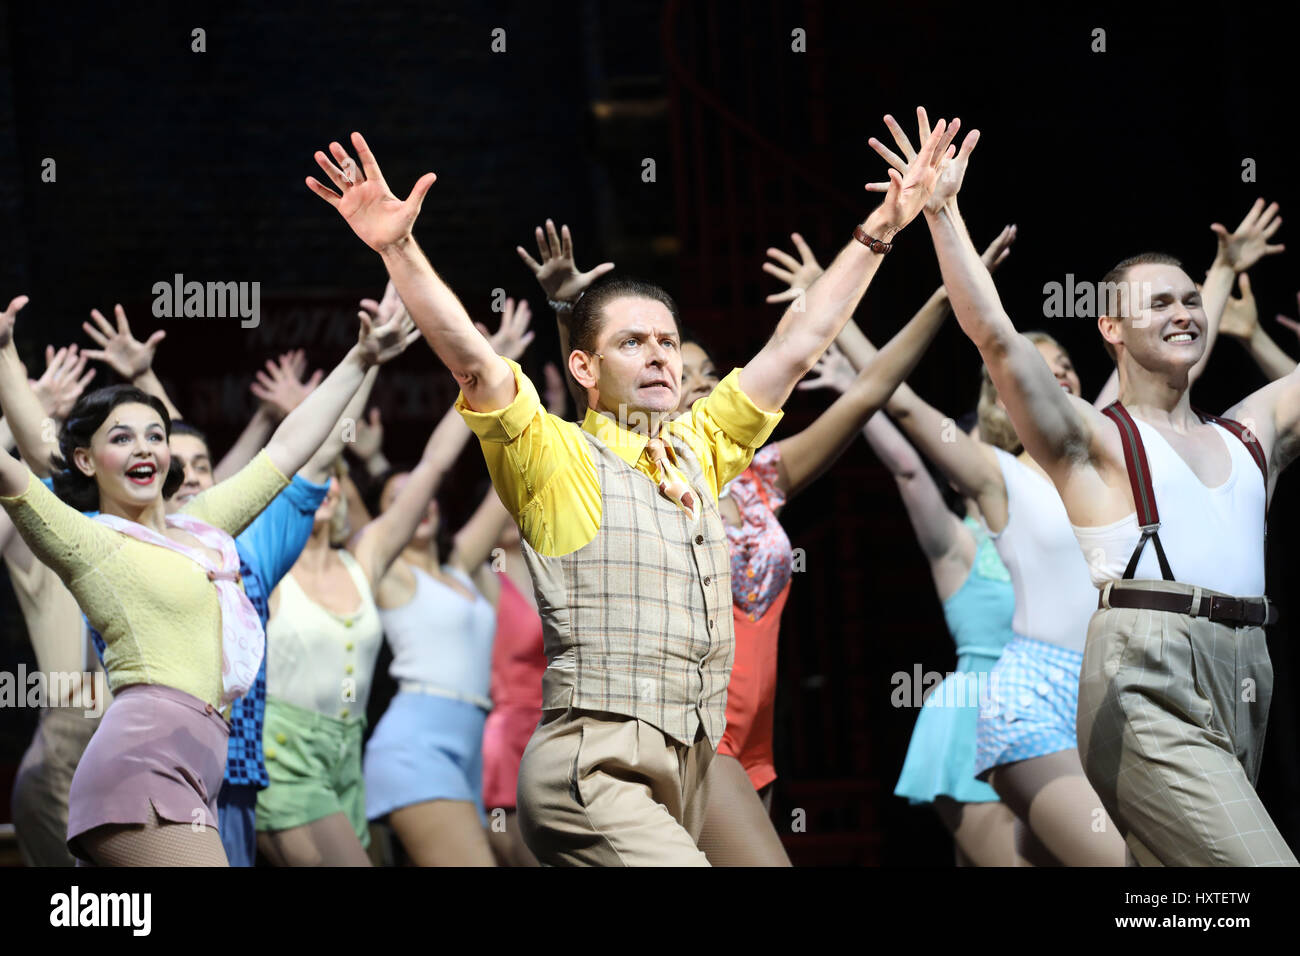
[569, 276, 682, 355]
[1098, 252, 1185, 361]
[169, 420, 210, 449]
[51, 385, 185, 511]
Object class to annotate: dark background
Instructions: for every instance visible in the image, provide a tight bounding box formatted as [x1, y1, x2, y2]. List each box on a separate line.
[1, 1, 1296, 865]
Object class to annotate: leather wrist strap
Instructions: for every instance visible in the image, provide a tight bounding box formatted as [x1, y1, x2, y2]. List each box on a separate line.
[852, 225, 892, 254]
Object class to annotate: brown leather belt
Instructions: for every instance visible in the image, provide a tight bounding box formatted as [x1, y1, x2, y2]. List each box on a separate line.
[1100, 587, 1278, 627]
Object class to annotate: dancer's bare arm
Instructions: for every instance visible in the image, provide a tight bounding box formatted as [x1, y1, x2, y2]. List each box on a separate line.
[261, 308, 418, 480]
[352, 299, 533, 584]
[926, 200, 1106, 486]
[307, 132, 514, 413]
[800, 345, 971, 575]
[1217, 274, 1295, 381]
[0, 298, 64, 483]
[739, 110, 961, 411]
[215, 349, 324, 481]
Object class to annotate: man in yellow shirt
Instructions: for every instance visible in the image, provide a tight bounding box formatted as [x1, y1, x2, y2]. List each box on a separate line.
[307, 116, 960, 864]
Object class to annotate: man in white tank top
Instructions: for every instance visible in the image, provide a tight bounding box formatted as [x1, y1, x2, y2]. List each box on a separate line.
[922, 164, 1297, 866]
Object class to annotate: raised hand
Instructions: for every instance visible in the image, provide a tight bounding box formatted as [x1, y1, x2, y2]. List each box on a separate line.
[306, 132, 438, 253]
[82, 305, 166, 380]
[359, 279, 405, 327]
[980, 224, 1017, 273]
[31, 345, 96, 419]
[250, 350, 323, 420]
[474, 297, 535, 361]
[515, 220, 615, 306]
[0, 295, 27, 349]
[1218, 273, 1260, 341]
[356, 296, 422, 366]
[865, 107, 974, 221]
[763, 233, 825, 303]
[1211, 199, 1284, 273]
[796, 342, 857, 395]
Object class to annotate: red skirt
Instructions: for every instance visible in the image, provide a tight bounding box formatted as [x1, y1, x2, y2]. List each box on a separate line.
[718, 581, 791, 790]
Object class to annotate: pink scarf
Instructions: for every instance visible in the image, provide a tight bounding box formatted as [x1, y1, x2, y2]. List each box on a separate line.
[93, 512, 264, 707]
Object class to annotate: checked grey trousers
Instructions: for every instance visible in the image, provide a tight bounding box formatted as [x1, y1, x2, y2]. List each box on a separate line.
[1077, 580, 1298, 867]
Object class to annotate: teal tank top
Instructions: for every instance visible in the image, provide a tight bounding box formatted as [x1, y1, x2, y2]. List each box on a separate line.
[941, 517, 1015, 659]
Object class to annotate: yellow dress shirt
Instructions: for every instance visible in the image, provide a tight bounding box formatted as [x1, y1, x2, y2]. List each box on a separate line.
[456, 357, 782, 557]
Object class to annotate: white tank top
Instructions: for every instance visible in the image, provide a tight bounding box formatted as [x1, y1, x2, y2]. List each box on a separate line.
[989, 448, 1098, 652]
[381, 563, 497, 706]
[1072, 418, 1266, 595]
[266, 549, 384, 718]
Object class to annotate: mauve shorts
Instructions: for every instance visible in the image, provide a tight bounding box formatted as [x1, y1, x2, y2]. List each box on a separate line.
[66, 683, 230, 862]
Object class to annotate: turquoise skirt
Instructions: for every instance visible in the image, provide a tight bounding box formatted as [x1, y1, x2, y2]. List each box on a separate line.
[894, 650, 1002, 805]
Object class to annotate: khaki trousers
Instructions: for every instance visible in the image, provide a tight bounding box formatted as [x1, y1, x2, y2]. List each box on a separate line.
[1077, 580, 1297, 867]
[516, 708, 714, 866]
[12, 707, 101, 867]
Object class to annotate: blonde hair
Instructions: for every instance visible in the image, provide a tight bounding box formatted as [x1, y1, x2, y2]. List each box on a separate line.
[976, 331, 1071, 455]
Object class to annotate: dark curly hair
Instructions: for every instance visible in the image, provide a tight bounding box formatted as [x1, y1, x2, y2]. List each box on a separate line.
[51, 385, 185, 511]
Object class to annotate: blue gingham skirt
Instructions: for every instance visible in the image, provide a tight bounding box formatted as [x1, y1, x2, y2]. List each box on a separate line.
[974, 635, 1084, 779]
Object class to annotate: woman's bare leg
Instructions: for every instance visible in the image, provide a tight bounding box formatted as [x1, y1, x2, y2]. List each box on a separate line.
[933, 797, 1030, 866]
[988, 749, 1126, 866]
[389, 800, 496, 867]
[258, 812, 372, 866]
[696, 754, 791, 866]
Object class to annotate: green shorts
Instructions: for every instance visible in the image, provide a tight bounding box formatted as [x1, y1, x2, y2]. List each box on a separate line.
[255, 696, 369, 846]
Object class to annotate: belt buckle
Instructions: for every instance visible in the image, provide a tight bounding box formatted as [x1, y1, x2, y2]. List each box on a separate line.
[1208, 595, 1243, 625]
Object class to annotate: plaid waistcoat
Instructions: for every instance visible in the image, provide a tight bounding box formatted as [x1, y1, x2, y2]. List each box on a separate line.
[521, 429, 734, 747]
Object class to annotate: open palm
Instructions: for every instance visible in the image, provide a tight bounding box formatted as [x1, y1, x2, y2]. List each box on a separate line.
[866, 106, 977, 217]
[306, 132, 437, 253]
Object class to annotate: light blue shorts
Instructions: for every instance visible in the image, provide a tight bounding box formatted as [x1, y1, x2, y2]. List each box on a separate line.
[363, 691, 487, 824]
[974, 635, 1083, 780]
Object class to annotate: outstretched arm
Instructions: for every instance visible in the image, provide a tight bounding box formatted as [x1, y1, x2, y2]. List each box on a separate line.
[862, 411, 968, 565]
[738, 109, 965, 411]
[262, 307, 419, 479]
[774, 269, 966, 500]
[447, 487, 515, 577]
[1215, 273, 1295, 382]
[215, 349, 324, 482]
[350, 298, 534, 584]
[307, 132, 514, 412]
[926, 200, 1101, 479]
[0, 298, 67, 479]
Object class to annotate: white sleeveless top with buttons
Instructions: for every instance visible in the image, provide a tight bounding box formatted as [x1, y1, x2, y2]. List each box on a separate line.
[988, 448, 1098, 653]
[1072, 418, 1266, 595]
[266, 549, 384, 719]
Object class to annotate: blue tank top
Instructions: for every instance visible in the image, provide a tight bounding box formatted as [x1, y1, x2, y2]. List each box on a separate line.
[941, 517, 1015, 659]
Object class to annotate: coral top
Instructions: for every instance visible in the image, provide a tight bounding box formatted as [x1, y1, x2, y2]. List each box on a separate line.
[0, 451, 288, 708]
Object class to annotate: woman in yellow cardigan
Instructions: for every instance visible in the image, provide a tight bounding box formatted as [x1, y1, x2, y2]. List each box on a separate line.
[0, 294, 417, 865]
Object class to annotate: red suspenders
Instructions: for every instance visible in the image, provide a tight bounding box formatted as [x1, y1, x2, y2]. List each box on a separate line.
[1100, 402, 1268, 582]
